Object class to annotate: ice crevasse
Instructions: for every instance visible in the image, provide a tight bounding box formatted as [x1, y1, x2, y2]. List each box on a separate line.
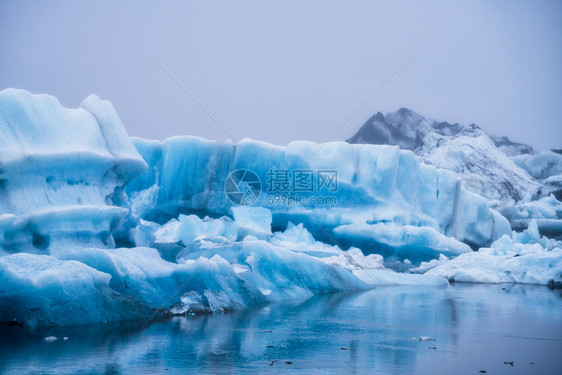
[0, 88, 537, 328]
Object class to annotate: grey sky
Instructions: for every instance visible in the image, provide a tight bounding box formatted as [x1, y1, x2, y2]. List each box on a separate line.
[1, 0, 561, 150]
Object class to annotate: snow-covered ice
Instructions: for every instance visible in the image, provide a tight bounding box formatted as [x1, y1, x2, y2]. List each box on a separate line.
[416, 125, 538, 201]
[511, 151, 562, 180]
[511, 194, 562, 237]
[347, 108, 538, 200]
[422, 221, 562, 286]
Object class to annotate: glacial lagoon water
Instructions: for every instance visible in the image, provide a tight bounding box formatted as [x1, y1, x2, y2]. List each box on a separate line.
[1, 284, 561, 375]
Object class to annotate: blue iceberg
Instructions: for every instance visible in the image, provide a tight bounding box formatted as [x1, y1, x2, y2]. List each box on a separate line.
[1, 88, 557, 328]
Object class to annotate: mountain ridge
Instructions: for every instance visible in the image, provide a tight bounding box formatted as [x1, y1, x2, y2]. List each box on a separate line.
[347, 108, 535, 156]
[346, 108, 539, 201]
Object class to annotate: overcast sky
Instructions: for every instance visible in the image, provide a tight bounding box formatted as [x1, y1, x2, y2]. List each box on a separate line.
[1, 1, 561, 150]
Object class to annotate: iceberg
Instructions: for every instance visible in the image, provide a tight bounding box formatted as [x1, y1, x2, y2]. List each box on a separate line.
[0, 252, 153, 326]
[154, 214, 238, 245]
[332, 222, 471, 262]
[2, 88, 555, 329]
[511, 194, 562, 238]
[0, 235, 445, 326]
[126, 135, 509, 251]
[511, 151, 562, 180]
[0, 89, 146, 253]
[538, 175, 562, 200]
[421, 221, 562, 286]
[231, 206, 272, 240]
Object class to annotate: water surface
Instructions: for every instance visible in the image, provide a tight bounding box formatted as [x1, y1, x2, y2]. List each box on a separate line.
[1, 284, 561, 374]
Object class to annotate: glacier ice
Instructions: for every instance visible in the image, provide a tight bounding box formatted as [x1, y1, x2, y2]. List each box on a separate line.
[0, 89, 146, 253]
[346, 108, 538, 200]
[126, 135, 508, 250]
[0, 236, 445, 326]
[0, 252, 153, 326]
[416, 126, 538, 201]
[422, 222, 562, 286]
[538, 175, 562, 200]
[1, 88, 559, 328]
[514, 195, 561, 221]
[332, 222, 471, 262]
[155, 214, 238, 245]
[231, 206, 272, 240]
[511, 151, 562, 180]
[511, 194, 562, 238]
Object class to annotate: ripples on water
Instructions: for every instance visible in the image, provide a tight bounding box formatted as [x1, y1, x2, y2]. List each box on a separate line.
[1, 284, 561, 375]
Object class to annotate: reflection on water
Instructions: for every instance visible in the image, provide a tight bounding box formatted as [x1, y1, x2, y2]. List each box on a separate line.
[1, 284, 561, 375]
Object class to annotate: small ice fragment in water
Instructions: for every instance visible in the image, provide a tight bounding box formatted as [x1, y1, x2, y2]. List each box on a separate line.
[63, 337, 68, 341]
[44, 336, 57, 342]
[412, 336, 433, 341]
[259, 288, 272, 296]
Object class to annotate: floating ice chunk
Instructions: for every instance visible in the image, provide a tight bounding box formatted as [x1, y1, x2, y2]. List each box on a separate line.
[321, 248, 385, 271]
[513, 219, 544, 246]
[2, 232, 451, 327]
[270, 222, 316, 246]
[44, 336, 57, 342]
[333, 222, 471, 262]
[155, 214, 237, 245]
[154, 218, 182, 243]
[489, 199, 516, 222]
[514, 195, 561, 220]
[352, 268, 447, 286]
[450, 188, 510, 247]
[410, 254, 450, 273]
[511, 151, 562, 179]
[269, 222, 343, 257]
[231, 206, 272, 240]
[511, 195, 562, 237]
[130, 219, 160, 247]
[411, 336, 433, 342]
[425, 235, 562, 285]
[490, 209, 512, 241]
[0, 253, 152, 326]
